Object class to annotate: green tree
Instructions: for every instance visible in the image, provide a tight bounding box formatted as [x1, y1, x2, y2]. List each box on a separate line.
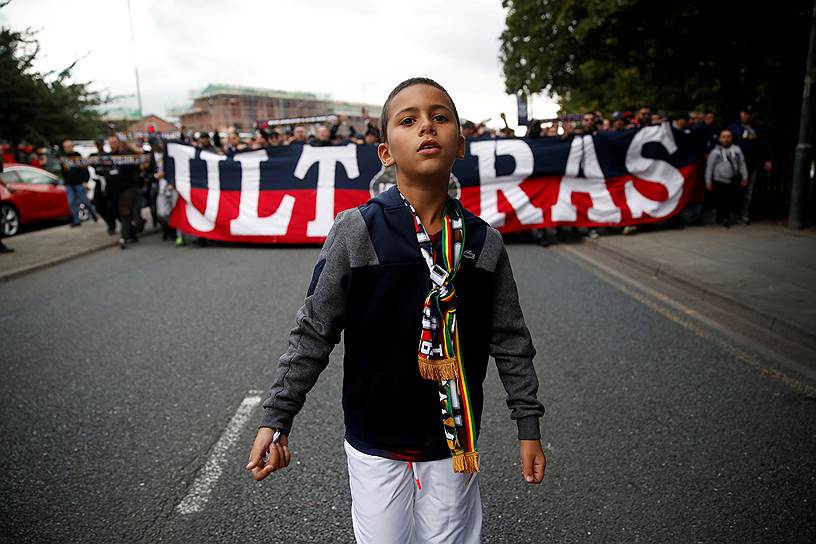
[499, 0, 812, 127]
[0, 4, 107, 157]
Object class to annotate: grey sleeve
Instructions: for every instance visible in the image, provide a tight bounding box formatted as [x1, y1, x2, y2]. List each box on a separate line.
[480, 227, 545, 440]
[258, 210, 352, 435]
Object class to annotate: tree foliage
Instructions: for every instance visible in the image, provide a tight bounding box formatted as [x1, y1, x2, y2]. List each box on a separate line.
[0, 11, 107, 149]
[499, 0, 812, 127]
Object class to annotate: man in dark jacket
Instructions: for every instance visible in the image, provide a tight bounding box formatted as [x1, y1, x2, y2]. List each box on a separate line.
[727, 108, 773, 223]
[105, 135, 144, 249]
[60, 139, 99, 227]
[89, 138, 115, 235]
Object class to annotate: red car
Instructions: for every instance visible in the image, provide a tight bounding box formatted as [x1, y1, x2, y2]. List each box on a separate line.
[1, 163, 71, 236]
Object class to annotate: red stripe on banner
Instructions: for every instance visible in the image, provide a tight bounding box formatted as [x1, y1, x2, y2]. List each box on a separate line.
[169, 189, 371, 244]
[459, 162, 701, 232]
[169, 163, 702, 243]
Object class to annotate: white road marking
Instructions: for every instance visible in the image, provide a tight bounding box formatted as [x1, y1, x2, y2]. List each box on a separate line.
[176, 391, 265, 514]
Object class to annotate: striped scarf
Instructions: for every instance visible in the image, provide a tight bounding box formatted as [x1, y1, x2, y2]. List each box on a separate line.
[399, 189, 479, 474]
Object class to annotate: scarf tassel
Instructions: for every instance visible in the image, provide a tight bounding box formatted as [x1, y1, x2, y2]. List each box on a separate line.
[452, 451, 480, 473]
[418, 356, 459, 381]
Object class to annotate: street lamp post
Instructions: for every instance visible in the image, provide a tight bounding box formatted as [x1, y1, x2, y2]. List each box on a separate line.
[126, 0, 143, 119]
[789, 0, 816, 229]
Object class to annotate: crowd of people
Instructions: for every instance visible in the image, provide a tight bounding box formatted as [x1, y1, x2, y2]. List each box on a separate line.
[178, 113, 384, 154]
[0, 104, 772, 254]
[518, 105, 773, 243]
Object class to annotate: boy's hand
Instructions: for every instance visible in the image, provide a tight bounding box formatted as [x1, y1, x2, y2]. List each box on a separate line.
[246, 427, 291, 481]
[519, 439, 546, 484]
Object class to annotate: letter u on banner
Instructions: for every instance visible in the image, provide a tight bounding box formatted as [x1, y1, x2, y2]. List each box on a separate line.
[167, 143, 219, 232]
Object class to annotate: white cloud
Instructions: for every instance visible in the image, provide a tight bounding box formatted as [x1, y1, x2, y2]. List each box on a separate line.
[1, 0, 559, 132]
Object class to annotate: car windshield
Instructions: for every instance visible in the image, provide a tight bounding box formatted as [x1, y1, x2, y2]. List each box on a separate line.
[15, 168, 56, 184]
[0, 171, 21, 183]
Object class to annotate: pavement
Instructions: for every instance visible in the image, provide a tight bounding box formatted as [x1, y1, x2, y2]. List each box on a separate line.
[1, 234, 814, 543]
[0, 209, 158, 282]
[582, 221, 816, 349]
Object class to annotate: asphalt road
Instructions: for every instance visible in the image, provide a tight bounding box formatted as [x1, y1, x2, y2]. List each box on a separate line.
[1, 235, 814, 543]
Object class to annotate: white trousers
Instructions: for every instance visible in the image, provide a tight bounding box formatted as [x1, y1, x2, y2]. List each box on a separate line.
[344, 440, 482, 544]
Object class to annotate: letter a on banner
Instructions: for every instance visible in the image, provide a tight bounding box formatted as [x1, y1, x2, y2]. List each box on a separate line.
[552, 135, 621, 223]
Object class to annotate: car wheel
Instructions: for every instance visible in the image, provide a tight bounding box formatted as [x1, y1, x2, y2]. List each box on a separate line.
[1, 204, 20, 236]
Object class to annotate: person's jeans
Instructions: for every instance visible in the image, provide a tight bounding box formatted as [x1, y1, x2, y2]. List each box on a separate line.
[65, 184, 98, 225]
[739, 169, 758, 221]
[712, 181, 734, 224]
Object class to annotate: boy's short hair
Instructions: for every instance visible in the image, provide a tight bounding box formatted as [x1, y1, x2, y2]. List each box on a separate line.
[380, 77, 461, 143]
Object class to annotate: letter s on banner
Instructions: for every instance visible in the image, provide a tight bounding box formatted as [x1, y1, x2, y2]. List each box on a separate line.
[471, 139, 543, 228]
[624, 123, 684, 219]
[167, 143, 219, 232]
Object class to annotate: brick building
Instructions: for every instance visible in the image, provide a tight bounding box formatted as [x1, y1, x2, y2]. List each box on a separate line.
[178, 84, 381, 134]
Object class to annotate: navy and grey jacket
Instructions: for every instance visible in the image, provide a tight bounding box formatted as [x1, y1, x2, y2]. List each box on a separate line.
[705, 145, 748, 184]
[260, 185, 545, 460]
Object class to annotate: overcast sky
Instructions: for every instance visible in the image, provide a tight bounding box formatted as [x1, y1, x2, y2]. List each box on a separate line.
[2, 0, 559, 132]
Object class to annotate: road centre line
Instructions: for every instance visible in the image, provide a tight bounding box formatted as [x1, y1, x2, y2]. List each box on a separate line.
[176, 391, 264, 514]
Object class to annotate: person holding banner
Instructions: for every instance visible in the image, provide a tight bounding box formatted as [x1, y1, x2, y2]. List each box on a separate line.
[105, 135, 144, 249]
[247, 77, 546, 544]
[60, 139, 99, 227]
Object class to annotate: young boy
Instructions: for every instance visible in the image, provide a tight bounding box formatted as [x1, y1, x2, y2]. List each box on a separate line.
[246, 77, 546, 543]
[705, 128, 748, 228]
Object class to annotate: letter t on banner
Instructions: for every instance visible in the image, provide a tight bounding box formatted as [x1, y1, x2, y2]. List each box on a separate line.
[294, 144, 359, 237]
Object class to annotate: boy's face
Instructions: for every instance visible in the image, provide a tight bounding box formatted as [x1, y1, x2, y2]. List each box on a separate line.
[378, 84, 464, 180]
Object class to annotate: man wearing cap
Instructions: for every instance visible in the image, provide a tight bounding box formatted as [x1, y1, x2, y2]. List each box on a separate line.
[671, 113, 691, 134]
[196, 130, 220, 154]
[461, 120, 477, 139]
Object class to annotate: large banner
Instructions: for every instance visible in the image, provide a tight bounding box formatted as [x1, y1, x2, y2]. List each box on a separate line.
[166, 123, 702, 244]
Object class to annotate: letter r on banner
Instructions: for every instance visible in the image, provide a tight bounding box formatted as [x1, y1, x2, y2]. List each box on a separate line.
[294, 144, 359, 237]
[471, 139, 542, 228]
